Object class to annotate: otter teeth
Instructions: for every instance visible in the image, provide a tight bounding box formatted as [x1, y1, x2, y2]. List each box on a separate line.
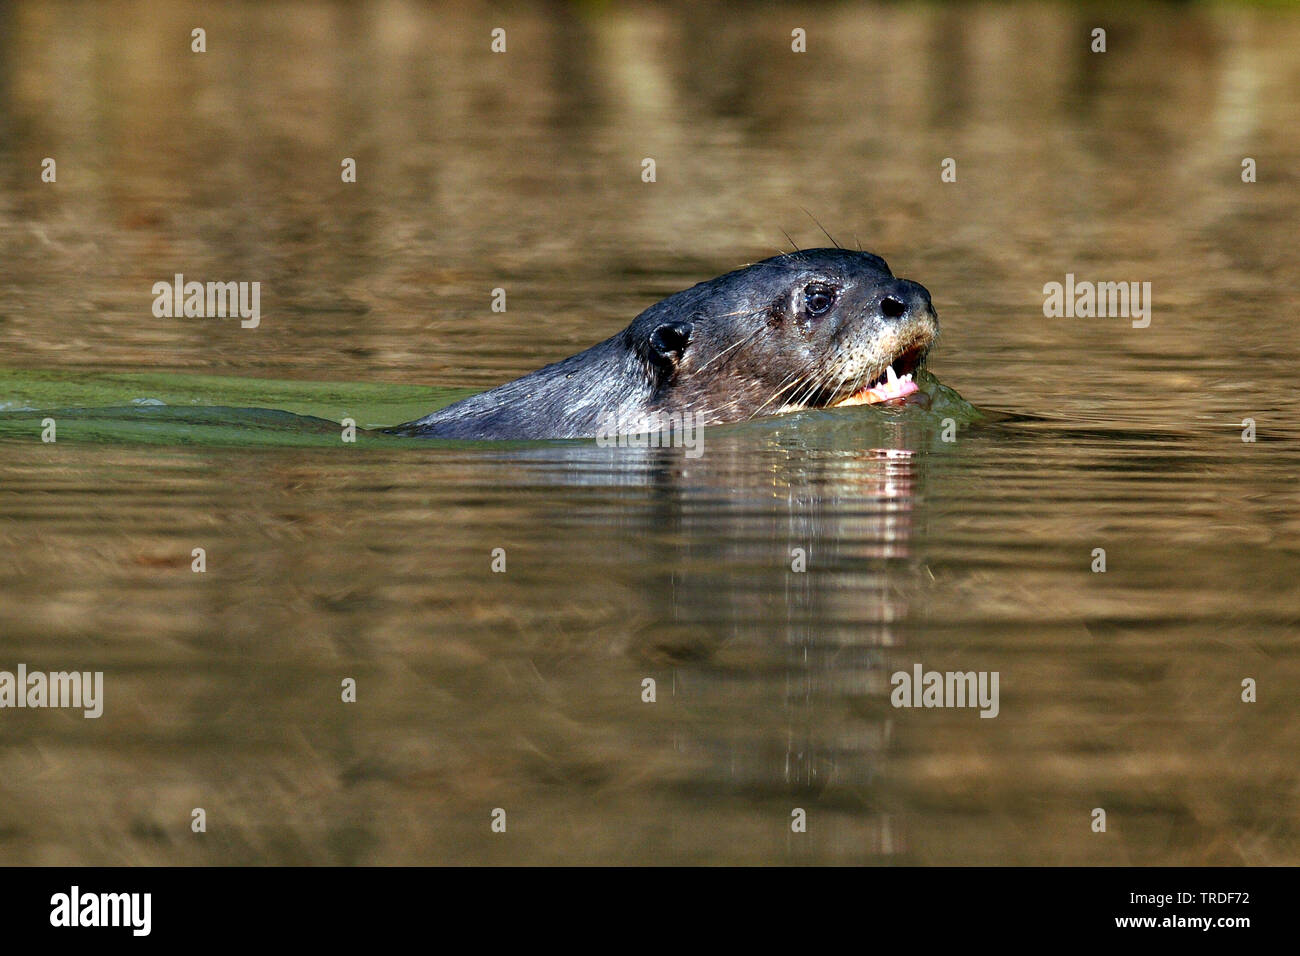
[834, 364, 918, 407]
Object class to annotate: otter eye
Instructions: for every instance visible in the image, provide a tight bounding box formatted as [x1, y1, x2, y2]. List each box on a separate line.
[805, 284, 835, 317]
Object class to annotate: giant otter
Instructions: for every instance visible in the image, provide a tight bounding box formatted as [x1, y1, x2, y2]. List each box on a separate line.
[389, 249, 938, 440]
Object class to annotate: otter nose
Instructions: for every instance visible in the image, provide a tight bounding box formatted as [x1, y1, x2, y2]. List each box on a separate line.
[881, 280, 934, 320]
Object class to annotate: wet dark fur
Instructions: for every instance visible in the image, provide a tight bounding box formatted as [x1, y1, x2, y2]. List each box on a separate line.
[389, 249, 938, 440]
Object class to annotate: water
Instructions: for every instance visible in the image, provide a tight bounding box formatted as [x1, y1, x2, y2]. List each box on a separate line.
[1, 1, 1298, 865]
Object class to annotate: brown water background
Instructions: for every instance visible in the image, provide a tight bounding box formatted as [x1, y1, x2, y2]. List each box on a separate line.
[1, 1, 1298, 864]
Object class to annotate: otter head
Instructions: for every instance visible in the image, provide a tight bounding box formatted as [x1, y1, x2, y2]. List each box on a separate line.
[632, 249, 939, 425]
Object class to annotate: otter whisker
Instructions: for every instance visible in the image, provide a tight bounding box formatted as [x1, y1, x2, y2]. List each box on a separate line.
[702, 370, 800, 422]
[801, 208, 841, 250]
[747, 365, 812, 419]
[690, 330, 760, 378]
[678, 338, 809, 423]
[787, 364, 835, 413]
[773, 355, 846, 414]
[690, 311, 769, 375]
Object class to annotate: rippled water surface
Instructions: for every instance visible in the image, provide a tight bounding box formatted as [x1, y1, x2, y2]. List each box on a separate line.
[1, 1, 1298, 865]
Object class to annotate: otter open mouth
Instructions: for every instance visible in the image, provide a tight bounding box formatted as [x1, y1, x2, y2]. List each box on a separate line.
[831, 344, 927, 407]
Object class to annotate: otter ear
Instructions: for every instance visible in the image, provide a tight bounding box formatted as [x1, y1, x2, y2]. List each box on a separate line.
[647, 319, 693, 370]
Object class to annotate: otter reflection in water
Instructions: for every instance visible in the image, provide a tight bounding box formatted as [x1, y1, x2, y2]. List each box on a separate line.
[389, 249, 939, 440]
